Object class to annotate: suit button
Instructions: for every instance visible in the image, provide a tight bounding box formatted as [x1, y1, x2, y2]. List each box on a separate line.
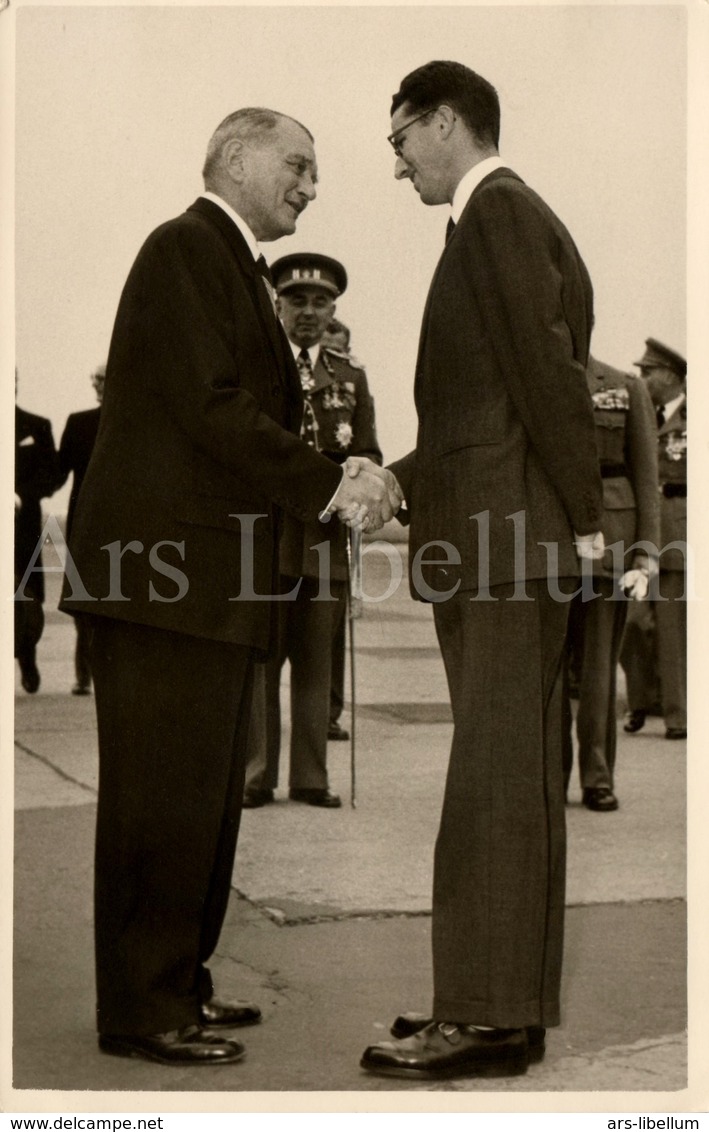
[271, 385, 281, 396]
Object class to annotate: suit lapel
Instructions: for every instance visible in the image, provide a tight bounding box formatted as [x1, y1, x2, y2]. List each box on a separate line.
[186, 198, 287, 377]
[414, 166, 523, 406]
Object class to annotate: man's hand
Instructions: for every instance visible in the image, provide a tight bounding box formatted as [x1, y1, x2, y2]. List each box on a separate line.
[573, 530, 605, 561]
[330, 457, 404, 532]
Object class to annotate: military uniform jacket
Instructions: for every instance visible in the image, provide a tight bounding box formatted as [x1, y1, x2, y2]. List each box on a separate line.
[389, 167, 603, 598]
[59, 198, 342, 650]
[57, 406, 101, 537]
[657, 398, 687, 573]
[15, 406, 60, 601]
[586, 357, 659, 577]
[278, 347, 382, 583]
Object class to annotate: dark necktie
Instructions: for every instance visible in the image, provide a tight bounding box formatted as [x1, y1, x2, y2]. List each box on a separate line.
[656, 405, 666, 429]
[256, 255, 276, 313]
[445, 216, 456, 244]
[296, 349, 320, 450]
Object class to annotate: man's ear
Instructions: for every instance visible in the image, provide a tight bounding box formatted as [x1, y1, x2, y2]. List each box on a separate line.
[275, 297, 283, 317]
[223, 138, 245, 183]
[435, 104, 457, 140]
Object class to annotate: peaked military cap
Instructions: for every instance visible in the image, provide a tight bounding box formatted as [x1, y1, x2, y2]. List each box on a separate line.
[634, 338, 686, 378]
[271, 253, 347, 297]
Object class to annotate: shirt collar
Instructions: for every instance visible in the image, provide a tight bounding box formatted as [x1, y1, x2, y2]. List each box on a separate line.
[201, 192, 261, 261]
[451, 155, 506, 224]
[289, 340, 321, 365]
[662, 392, 686, 422]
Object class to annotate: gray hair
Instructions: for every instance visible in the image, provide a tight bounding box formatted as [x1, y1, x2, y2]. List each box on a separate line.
[202, 107, 313, 184]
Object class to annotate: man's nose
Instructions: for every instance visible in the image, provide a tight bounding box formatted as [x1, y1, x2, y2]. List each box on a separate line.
[394, 157, 409, 180]
[300, 173, 317, 201]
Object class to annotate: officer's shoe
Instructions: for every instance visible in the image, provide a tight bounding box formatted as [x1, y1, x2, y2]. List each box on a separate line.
[623, 709, 646, 733]
[582, 787, 619, 812]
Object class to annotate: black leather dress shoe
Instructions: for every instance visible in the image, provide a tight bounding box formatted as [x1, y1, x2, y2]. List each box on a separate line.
[72, 683, 91, 696]
[98, 1024, 244, 1065]
[582, 786, 619, 812]
[389, 1012, 546, 1063]
[20, 660, 41, 694]
[361, 1022, 528, 1079]
[289, 788, 342, 808]
[242, 789, 274, 809]
[328, 721, 350, 741]
[623, 709, 647, 733]
[199, 997, 262, 1028]
[665, 727, 687, 740]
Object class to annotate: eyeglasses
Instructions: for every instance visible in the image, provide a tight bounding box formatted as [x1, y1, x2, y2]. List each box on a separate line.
[387, 108, 436, 158]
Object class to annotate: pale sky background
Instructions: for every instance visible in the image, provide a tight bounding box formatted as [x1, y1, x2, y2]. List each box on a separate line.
[12, 3, 689, 514]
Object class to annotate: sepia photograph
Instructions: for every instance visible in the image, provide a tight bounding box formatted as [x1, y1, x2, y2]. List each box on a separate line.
[2, 0, 706, 1119]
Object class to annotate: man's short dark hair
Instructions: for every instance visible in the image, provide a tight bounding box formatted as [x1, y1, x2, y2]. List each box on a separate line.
[391, 61, 500, 149]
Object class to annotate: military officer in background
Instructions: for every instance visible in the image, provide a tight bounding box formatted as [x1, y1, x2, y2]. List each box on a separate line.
[57, 364, 105, 695]
[243, 254, 382, 808]
[621, 339, 687, 740]
[563, 354, 659, 811]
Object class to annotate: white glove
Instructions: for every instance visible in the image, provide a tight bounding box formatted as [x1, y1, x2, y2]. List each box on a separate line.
[573, 530, 605, 561]
[619, 568, 649, 601]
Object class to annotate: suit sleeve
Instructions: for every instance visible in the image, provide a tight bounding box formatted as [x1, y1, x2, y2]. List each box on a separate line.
[16, 418, 61, 502]
[350, 369, 383, 465]
[625, 376, 660, 559]
[466, 184, 602, 535]
[125, 222, 341, 522]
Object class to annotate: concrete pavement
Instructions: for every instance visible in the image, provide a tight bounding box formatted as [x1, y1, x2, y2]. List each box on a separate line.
[10, 530, 692, 1104]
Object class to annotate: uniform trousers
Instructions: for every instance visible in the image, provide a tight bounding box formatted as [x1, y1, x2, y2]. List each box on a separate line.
[88, 615, 254, 1036]
[245, 576, 343, 794]
[654, 571, 687, 730]
[620, 573, 686, 729]
[563, 582, 629, 791]
[431, 580, 570, 1028]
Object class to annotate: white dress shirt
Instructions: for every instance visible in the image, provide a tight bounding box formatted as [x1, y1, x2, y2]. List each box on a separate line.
[450, 155, 506, 224]
[201, 192, 261, 261]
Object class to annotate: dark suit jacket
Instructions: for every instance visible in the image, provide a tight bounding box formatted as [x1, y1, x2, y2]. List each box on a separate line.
[389, 167, 603, 598]
[60, 198, 342, 650]
[58, 406, 101, 537]
[585, 357, 659, 577]
[15, 405, 60, 602]
[279, 347, 382, 583]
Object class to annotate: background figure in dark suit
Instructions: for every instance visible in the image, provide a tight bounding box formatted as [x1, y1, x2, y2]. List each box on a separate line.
[57, 364, 105, 694]
[621, 339, 687, 740]
[59, 108, 400, 1068]
[243, 256, 382, 809]
[359, 61, 603, 1082]
[15, 383, 61, 693]
[561, 356, 659, 812]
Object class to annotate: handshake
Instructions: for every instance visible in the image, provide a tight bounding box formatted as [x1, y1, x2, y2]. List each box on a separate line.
[328, 457, 405, 533]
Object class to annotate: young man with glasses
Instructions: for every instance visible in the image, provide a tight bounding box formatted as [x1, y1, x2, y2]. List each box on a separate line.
[358, 60, 604, 1081]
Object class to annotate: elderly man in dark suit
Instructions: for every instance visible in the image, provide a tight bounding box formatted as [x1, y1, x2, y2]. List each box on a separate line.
[243, 254, 382, 809]
[57, 364, 105, 694]
[358, 61, 603, 1081]
[60, 107, 400, 1067]
[15, 389, 61, 693]
[562, 355, 660, 812]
